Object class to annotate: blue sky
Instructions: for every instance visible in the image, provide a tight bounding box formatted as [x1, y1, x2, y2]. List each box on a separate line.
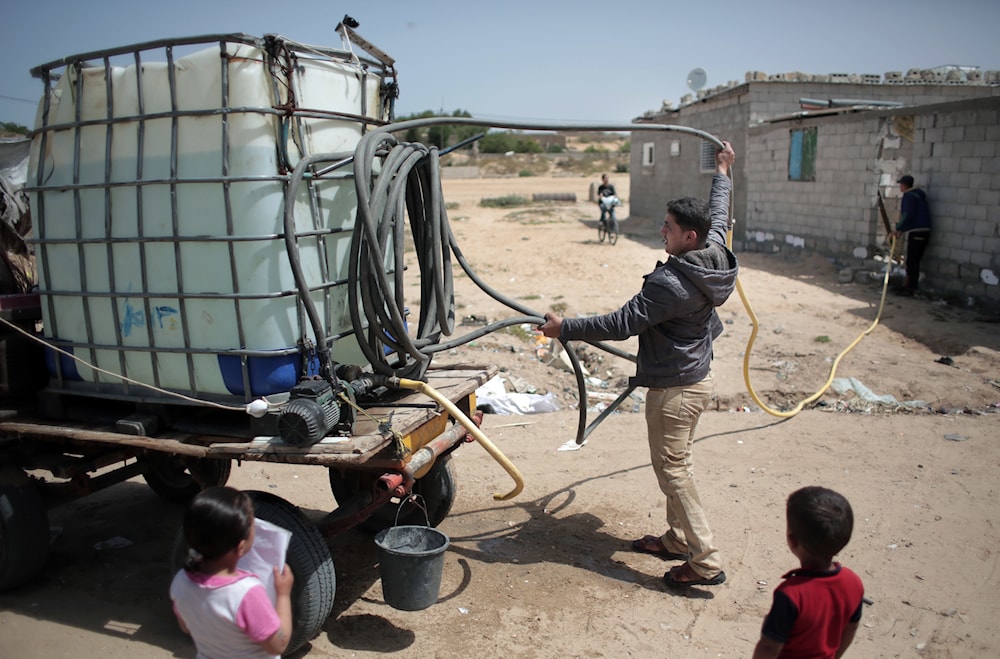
[2, 0, 999, 130]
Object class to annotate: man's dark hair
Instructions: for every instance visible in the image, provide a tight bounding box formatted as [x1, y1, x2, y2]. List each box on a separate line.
[666, 197, 711, 244]
[898, 175, 915, 187]
[787, 486, 854, 561]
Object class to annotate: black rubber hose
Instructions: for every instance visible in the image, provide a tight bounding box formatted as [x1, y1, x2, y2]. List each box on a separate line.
[302, 118, 730, 444]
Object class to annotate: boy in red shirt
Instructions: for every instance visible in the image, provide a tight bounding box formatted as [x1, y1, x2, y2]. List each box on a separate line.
[753, 486, 865, 658]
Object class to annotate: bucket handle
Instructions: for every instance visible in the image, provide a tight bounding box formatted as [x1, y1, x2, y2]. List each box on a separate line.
[393, 494, 431, 528]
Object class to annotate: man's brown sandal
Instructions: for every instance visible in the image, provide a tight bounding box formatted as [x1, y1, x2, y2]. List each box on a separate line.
[630, 535, 688, 561]
[663, 562, 726, 587]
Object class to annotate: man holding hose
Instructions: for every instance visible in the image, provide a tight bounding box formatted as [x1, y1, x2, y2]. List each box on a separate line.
[539, 141, 737, 587]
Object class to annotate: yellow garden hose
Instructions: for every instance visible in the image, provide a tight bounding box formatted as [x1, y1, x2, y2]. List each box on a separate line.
[732, 230, 897, 418]
[396, 378, 525, 500]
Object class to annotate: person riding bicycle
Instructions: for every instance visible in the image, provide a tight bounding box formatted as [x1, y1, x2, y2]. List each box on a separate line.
[597, 174, 621, 231]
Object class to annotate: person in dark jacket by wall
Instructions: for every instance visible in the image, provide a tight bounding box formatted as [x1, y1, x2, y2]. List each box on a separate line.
[539, 142, 738, 587]
[892, 175, 932, 295]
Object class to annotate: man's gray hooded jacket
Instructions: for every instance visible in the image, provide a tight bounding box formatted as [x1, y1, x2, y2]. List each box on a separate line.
[558, 174, 738, 389]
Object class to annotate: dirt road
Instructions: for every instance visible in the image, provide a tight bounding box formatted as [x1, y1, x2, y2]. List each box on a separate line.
[2, 175, 998, 658]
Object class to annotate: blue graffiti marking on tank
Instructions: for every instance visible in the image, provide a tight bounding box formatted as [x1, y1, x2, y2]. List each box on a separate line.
[121, 299, 178, 336]
[120, 298, 146, 337]
[154, 305, 179, 330]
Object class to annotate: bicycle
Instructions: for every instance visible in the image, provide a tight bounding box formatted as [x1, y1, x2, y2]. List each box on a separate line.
[597, 217, 619, 245]
[597, 195, 620, 245]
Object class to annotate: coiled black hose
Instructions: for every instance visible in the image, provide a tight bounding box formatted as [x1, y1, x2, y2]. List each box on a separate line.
[287, 118, 726, 444]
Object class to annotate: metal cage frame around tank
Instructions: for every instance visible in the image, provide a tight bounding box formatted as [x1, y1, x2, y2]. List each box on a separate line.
[25, 32, 399, 404]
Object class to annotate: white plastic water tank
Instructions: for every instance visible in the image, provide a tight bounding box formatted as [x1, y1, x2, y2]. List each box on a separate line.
[27, 35, 393, 401]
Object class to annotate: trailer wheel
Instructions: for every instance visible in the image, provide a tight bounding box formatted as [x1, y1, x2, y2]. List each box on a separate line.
[329, 454, 457, 532]
[0, 472, 50, 591]
[170, 491, 335, 656]
[142, 455, 232, 503]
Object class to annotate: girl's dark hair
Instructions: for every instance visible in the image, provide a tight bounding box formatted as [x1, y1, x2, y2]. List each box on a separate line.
[787, 486, 854, 561]
[183, 486, 254, 570]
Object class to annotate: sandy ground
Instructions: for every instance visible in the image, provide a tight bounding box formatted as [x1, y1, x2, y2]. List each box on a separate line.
[2, 174, 999, 658]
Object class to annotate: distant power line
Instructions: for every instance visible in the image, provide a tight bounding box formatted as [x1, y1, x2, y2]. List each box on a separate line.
[0, 94, 37, 104]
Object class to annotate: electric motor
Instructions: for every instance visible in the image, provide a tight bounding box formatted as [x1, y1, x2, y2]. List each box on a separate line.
[278, 380, 340, 447]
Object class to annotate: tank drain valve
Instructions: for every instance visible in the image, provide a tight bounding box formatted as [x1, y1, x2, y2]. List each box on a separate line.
[278, 380, 340, 447]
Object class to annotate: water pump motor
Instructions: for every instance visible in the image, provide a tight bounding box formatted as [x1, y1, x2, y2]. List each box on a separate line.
[278, 379, 341, 447]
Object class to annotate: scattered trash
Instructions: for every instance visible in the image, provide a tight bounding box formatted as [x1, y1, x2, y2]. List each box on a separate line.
[943, 434, 970, 442]
[936, 407, 976, 415]
[586, 402, 609, 414]
[93, 536, 133, 551]
[772, 360, 798, 381]
[935, 356, 956, 367]
[506, 375, 535, 394]
[475, 375, 560, 415]
[461, 314, 488, 326]
[557, 437, 586, 452]
[830, 377, 927, 410]
[545, 340, 590, 376]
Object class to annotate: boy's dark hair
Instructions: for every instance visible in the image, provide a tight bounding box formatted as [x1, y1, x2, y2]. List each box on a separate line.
[787, 486, 854, 561]
[183, 486, 254, 568]
[666, 197, 711, 244]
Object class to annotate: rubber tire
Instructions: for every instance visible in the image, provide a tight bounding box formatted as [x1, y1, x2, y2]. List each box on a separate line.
[0, 472, 50, 591]
[142, 455, 232, 503]
[328, 454, 457, 533]
[597, 222, 608, 243]
[608, 225, 619, 245]
[170, 491, 336, 656]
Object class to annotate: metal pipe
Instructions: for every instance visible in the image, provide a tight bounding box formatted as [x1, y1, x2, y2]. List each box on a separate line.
[403, 416, 472, 482]
[377, 472, 405, 496]
[395, 378, 523, 500]
[577, 384, 638, 445]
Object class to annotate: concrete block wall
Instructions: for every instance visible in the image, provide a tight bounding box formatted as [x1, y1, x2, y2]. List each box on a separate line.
[632, 80, 1000, 308]
[631, 89, 751, 237]
[631, 80, 999, 242]
[908, 99, 1000, 304]
[743, 97, 1000, 307]
[745, 116, 884, 259]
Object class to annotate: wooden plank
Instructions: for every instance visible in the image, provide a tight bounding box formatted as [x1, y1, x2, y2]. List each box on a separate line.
[876, 190, 893, 235]
[0, 365, 497, 468]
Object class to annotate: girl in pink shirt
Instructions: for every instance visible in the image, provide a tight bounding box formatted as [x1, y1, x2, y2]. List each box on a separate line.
[170, 486, 294, 659]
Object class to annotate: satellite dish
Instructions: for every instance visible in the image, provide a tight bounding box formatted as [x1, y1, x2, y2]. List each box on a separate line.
[687, 68, 707, 91]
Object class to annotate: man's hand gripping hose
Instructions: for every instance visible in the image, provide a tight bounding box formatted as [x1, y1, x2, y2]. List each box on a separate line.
[393, 377, 524, 500]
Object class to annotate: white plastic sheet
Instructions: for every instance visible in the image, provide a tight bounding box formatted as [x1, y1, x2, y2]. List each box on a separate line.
[830, 377, 926, 409]
[476, 375, 561, 415]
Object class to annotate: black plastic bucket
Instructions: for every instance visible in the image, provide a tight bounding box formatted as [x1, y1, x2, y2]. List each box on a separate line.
[374, 525, 450, 611]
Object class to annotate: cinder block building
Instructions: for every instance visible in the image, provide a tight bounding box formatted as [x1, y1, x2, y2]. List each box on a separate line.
[630, 70, 1000, 305]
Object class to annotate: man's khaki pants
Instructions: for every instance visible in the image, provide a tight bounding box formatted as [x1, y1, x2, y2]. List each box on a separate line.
[644, 373, 723, 578]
